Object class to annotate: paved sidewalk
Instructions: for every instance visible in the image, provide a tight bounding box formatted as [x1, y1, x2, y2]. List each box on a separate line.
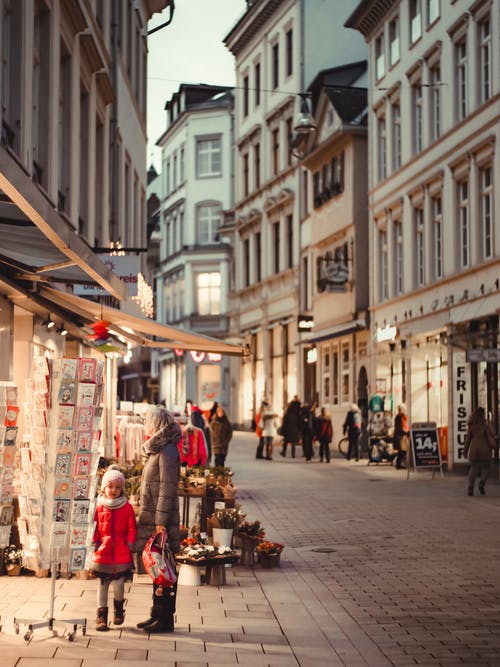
[2, 431, 500, 666]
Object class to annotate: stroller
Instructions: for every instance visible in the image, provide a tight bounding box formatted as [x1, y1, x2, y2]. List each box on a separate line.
[368, 436, 396, 464]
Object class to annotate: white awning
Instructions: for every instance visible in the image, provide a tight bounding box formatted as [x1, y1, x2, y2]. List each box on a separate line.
[39, 286, 249, 357]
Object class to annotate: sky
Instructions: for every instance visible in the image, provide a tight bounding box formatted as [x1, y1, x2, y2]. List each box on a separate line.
[147, 0, 247, 172]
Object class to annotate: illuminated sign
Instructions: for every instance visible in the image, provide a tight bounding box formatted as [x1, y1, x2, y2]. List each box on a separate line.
[376, 324, 397, 342]
[298, 315, 314, 331]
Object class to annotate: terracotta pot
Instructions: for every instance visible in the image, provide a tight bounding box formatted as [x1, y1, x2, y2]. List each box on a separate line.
[6, 563, 21, 576]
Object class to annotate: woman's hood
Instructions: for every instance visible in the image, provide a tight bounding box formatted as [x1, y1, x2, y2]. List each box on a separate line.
[143, 420, 182, 455]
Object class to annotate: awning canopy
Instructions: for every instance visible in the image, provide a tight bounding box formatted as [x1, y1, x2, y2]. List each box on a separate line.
[39, 286, 248, 357]
[0, 146, 126, 300]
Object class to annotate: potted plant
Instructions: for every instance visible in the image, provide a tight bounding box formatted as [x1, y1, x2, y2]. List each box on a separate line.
[4, 544, 23, 576]
[256, 541, 284, 568]
[235, 520, 265, 566]
[210, 507, 241, 548]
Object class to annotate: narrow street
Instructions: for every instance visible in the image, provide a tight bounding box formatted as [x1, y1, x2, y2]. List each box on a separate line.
[2, 429, 500, 666]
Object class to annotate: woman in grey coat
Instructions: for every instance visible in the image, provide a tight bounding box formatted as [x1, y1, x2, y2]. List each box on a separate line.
[136, 406, 181, 633]
[466, 406, 495, 496]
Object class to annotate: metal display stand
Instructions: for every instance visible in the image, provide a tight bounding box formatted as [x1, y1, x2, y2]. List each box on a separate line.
[13, 561, 86, 641]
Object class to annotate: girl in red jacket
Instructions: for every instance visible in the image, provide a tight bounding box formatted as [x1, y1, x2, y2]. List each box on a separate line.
[92, 465, 137, 631]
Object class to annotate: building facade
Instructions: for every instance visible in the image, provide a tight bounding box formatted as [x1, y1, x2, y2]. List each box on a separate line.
[154, 84, 235, 412]
[223, 0, 366, 425]
[346, 0, 500, 467]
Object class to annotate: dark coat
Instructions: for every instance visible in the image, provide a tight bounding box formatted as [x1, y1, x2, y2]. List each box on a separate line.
[210, 414, 233, 456]
[136, 421, 182, 554]
[467, 420, 495, 463]
[281, 401, 301, 443]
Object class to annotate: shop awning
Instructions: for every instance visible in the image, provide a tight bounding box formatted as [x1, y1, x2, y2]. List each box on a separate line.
[300, 318, 366, 344]
[0, 147, 126, 300]
[39, 286, 249, 357]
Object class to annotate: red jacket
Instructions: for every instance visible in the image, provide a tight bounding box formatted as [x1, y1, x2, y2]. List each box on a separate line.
[178, 425, 207, 466]
[92, 500, 137, 573]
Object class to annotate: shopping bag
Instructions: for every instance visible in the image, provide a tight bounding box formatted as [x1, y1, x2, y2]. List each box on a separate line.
[142, 532, 177, 588]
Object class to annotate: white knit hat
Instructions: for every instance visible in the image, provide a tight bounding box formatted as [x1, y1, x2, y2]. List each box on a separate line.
[101, 465, 125, 489]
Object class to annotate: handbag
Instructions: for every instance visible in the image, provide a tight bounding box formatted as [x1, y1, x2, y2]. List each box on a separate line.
[400, 435, 409, 452]
[142, 532, 177, 588]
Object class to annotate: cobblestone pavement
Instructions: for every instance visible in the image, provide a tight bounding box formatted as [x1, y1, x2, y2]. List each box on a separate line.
[1, 430, 500, 666]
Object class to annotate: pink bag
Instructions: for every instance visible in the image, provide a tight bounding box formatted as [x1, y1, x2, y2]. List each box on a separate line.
[142, 532, 177, 588]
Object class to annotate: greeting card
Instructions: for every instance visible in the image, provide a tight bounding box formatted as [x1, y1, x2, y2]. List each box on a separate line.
[75, 406, 94, 431]
[72, 499, 90, 524]
[58, 381, 77, 405]
[58, 405, 75, 429]
[53, 499, 70, 522]
[74, 453, 91, 476]
[56, 429, 75, 451]
[54, 478, 72, 499]
[78, 358, 97, 383]
[55, 453, 71, 476]
[34, 355, 50, 375]
[4, 426, 18, 446]
[5, 386, 17, 404]
[76, 431, 92, 452]
[69, 547, 86, 571]
[73, 477, 90, 500]
[76, 383, 96, 406]
[4, 405, 19, 426]
[51, 528, 68, 548]
[3, 445, 16, 465]
[70, 525, 89, 548]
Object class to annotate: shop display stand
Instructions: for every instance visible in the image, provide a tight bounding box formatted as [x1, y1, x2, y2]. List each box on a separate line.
[13, 559, 86, 641]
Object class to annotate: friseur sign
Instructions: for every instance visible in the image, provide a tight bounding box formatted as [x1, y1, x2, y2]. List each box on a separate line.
[74, 254, 139, 297]
[466, 348, 500, 363]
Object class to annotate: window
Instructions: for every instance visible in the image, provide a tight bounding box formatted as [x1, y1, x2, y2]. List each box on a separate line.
[243, 74, 249, 117]
[166, 159, 171, 194]
[197, 203, 221, 244]
[379, 229, 388, 301]
[414, 207, 424, 287]
[431, 195, 443, 279]
[389, 17, 400, 65]
[196, 137, 222, 177]
[286, 214, 293, 269]
[333, 152, 344, 192]
[430, 64, 441, 141]
[375, 34, 385, 79]
[391, 101, 401, 170]
[243, 238, 250, 287]
[271, 127, 279, 175]
[286, 28, 293, 77]
[341, 342, 350, 404]
[273, 221, 280, 273]
[427, 0, 439, 26]
[480, 166, 493, 260]
[286, 117, 293, 167]
[456, 39, 467, 120]
[409, 0, 422, 43]
[272, 42, 279, 89]
[254, 62, 261, 107]
[478, 17, 491, 104]
[332, 346, 339, 405]
[254, 142, 260, 189]
[180, 146, 185, 182]
[196, 272, 221, 315]
[322, 348, 330, 404]
[412, 82, 423, 154]
[377, 115, 386, 181]
[313, 171, 321, 207]
[255, 231, 262, 282]
[173, 153, 177, 189]
[242, 152, 249, 197]
[458, 180, 469, 268]
[393, 220, 403, 295]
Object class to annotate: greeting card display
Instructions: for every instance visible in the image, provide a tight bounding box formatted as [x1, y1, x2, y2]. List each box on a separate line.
[17, 356, 105, 569]
[0, 382, 18, 547]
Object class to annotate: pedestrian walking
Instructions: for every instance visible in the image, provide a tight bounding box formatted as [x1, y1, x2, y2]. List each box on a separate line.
[260, 402, 279, 460]
[136, 406, 182, 633]
[343, 403, 362, 461]
[314, 407, 333, 462]
[92, 465, 137, 632]
[254, 400, 267, 459]
[299, 403, 315, 462]
[210, 405, 233, 467]
[279, 396, 301, 458]
[465, 406, 496, 496]
[393, 404, 410, 469]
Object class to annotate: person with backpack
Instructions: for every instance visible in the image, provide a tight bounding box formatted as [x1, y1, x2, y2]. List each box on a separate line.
[343, 404, 362, 461]
[314, 407, 333, 463]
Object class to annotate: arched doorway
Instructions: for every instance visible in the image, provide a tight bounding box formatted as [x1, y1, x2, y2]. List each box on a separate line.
[357, 366, 369, 454]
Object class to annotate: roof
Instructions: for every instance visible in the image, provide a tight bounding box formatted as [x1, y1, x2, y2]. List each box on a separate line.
[323, 86, 368, 125]
[307, 60, 368, 112]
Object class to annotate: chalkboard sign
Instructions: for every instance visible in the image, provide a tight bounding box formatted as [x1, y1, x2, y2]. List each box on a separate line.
[410, 422, 442, 470]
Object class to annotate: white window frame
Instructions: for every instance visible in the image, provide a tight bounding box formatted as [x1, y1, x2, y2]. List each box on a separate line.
[197, 202, 221, 244]
[479, 166, 493, 260]
[458, 179, 470, 269]
[196, 136, 222, 178]
[426, 0, 440, 26]
[377, 114, 386, 181]
[389, 16, 400, 66]
[412, 82, 423, 154]
[196, 271, 221, 316]
[379, 228, 388, 301]
[375, 33, 385, 80]
[414, 207, 424, 287]
[431, 195, 443, 279]
[391, 101, 401, 170]
[455, 38, 467, 121]
[430, 64, 441, 141]
[393, 220, 403, 295]
[410, 0, 422, 43]
[478, 15, 491, 104]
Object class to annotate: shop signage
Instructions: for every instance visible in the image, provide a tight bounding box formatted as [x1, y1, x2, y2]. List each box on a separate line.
[467, 348, 500, 363]
[409, 422, 441, 469]
[188, 351, 222, 364]
[317, 251, 349, 292]
[298, 315, 314, 331]
[376, 324, 397, 342]
[74, 255, 140, 296]
[453, 351, 471, 462]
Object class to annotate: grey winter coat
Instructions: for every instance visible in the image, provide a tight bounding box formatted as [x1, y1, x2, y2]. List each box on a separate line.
[210, 414, 233, 456]
[135, 421, 182, 554]
[466, 420, 495, 463]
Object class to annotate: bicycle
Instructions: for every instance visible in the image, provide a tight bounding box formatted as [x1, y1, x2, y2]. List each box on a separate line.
[337, 437, 349, 458]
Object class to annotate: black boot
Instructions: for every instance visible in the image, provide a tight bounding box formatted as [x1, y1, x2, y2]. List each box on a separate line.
[96, 607, 109, 632]
[479, 481, 485, 495]
[136, 608, 156, 629]
[147, 614, 174, 633]
[113, 599, 125, 625]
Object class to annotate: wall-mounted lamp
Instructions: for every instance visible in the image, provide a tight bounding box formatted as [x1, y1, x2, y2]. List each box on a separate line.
[58, 327, 68, 336]
[46, 319, 56, 329]
[290, 93, 316, 159]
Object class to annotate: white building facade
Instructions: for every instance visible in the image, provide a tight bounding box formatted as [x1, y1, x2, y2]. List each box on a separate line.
[346, 0, 500, 467]
[223, 0, 366, 425]
[154, 85, 235, 412]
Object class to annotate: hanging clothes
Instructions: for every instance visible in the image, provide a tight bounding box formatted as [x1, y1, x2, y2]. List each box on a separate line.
[116, 415, 145, 463]
[178, 424, 208, 467]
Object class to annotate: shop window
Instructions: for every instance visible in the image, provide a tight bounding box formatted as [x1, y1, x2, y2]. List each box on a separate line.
[332, 346, 339, 405]
[196, 272, 221, 315]
[341, 341, 350, 404]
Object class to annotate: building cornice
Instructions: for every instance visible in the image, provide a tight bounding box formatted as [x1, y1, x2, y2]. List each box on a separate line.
[344, 0, 398, 40]
[224, 0, 286, 56]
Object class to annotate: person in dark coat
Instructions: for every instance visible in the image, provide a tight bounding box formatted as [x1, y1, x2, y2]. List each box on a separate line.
[299, 403, 315, 462]
[343, 404, 362, 461]
[210, 405, 233, 467]
[314, 407, 333, 463]
[279, 396, 301, 458]
[135, 406, 182, 633]
[393, 404, 410, 469]
[465, 407, 495, 496]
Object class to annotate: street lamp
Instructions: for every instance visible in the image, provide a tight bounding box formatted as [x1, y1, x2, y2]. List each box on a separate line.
[290, 93, 316, 159]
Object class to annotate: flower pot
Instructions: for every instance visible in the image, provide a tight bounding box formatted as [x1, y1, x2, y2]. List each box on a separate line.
[212, 528, 233, 548]
[257, 552, 281, 569]
[239, 535, 258, 566]
[6, 563, 21, 576]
